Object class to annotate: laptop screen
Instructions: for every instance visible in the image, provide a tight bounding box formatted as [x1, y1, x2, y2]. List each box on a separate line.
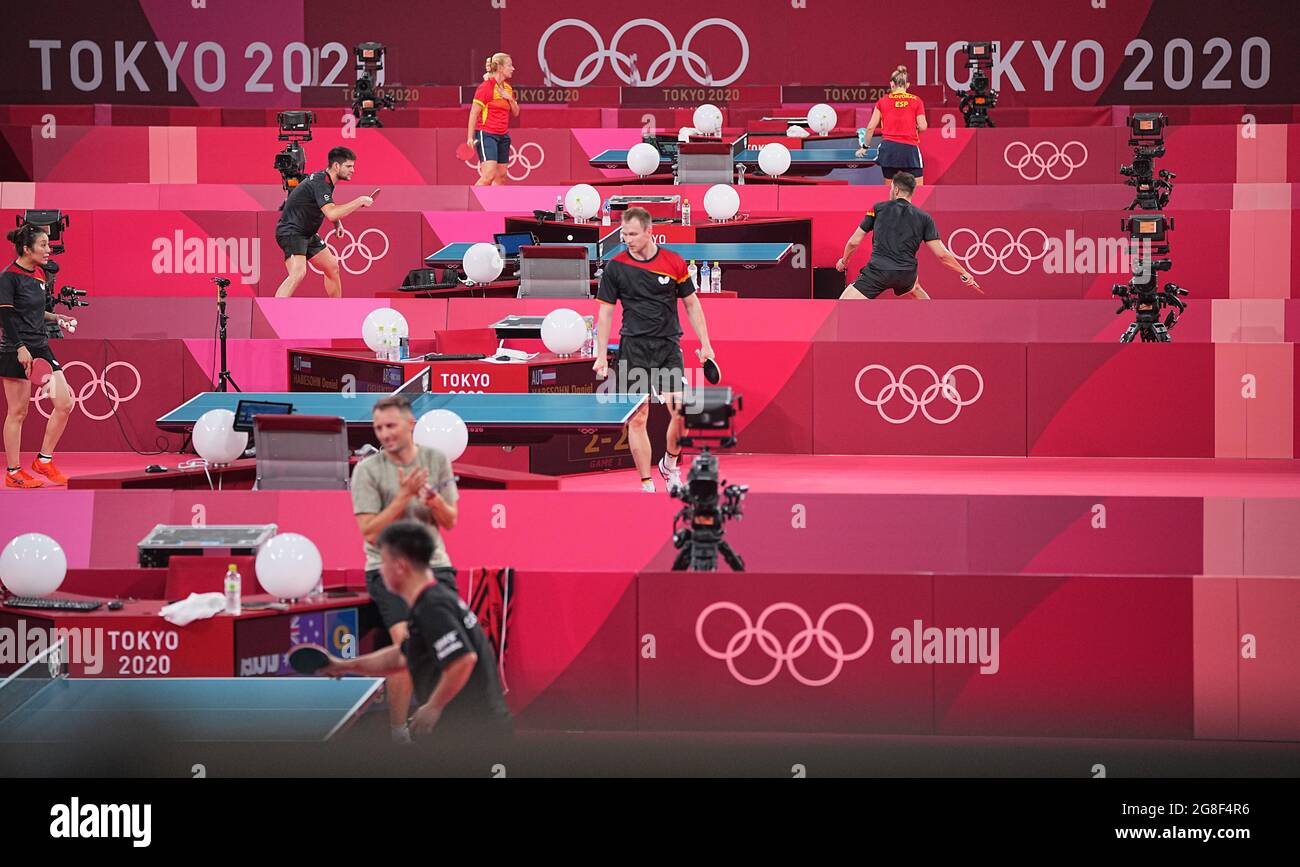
[493, 232, 537, 257]
[233, 400, 293, 433]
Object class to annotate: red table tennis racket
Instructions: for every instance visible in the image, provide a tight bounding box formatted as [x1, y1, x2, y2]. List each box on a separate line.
[288, 644, 331, 675]
[695, 349, 721, 384]
[455, 142, 476, 161]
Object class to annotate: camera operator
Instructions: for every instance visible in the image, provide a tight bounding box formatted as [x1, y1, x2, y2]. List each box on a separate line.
[274, 146, 374, 298]
[1, 225, 76, 488]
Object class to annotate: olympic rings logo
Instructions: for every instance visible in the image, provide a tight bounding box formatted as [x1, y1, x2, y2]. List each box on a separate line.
[537, 18, 750, 87]
[696, 602, 874, 687]
[947, 227, 1051, 275]
[854, 364, 984, 425]
[1003, 140, 1089, 181]
[31, 360, 142, 421]
[465, 142, 546, 181]
[313, 227, 390, 276]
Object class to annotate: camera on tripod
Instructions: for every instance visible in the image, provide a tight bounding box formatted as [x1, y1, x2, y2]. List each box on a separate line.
[670, 386, 748, 572]
[1121, 113, 1174, 210]
[273, 111, 314, 194]
[957, 42, 998, 128]
[352, 43, 395, 128]
[1112, 214, 1189, 343]
[18, 210, 87, 338]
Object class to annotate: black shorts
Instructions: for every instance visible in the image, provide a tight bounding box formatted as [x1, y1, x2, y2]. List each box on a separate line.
[612, 335, 684, 397]
[878, 140, 924, 179]
[475, 131, 512, 164]
[852, 265, 918, 299]
[366, 567, 459, 633]
[0, 344, 60, 379]
[276, 230, 328, 260]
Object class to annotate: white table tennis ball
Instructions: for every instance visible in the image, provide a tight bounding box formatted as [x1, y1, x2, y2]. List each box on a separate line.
[0, 533, 67, 597]
[462, 242, 504, 284]
[415, 409, 468, 462]
[192, 409, 248, 465]
[807, 103, 838, 135]
[627, 142, 661, 177]
[758, 143, 792, 177]
[541, 308, 586, 356]
[255, 533, 322, 600]
[703, 184, 740, 221]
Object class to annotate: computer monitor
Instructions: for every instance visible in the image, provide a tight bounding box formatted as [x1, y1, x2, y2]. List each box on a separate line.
[493, 232, 538, 257]
[233, 399, 294, 433]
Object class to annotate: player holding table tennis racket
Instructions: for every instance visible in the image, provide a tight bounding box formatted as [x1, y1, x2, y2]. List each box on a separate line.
[466, 53, 519, 186]
[320, 522, 511, 743]
[857, 65, 927, 195]
[593, 206, 717, 494]
[274, 146, 374, 298]
[836, 172, 981, 300]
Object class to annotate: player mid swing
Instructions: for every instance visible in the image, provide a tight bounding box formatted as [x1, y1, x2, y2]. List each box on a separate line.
[836, 172, 981, 300]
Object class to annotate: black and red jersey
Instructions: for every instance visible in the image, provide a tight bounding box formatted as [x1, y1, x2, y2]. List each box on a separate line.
[596, 246, 695, 339]
[0, 261, 50, 351]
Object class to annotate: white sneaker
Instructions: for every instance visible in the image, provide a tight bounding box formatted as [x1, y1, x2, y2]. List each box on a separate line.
[658, 455, 681, 493]
[641, 480, 656, 493]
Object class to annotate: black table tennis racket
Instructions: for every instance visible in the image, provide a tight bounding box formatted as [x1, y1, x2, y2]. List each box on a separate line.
[695, 349, 721, 384]
[288, 644, 330, 675]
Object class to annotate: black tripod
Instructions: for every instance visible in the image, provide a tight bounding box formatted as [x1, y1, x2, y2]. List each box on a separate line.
[1114, 282, 1188, 343]
[670, 444, 748, 572]
[212, 278, 240, 392]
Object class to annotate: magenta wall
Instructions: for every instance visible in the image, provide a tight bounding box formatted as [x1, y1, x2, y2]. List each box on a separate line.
[2, 1, 1296, 106]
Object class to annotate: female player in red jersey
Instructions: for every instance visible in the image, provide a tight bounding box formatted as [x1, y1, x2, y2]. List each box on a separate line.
[857, 65, 928, 193]
[465, 53, 520, 186]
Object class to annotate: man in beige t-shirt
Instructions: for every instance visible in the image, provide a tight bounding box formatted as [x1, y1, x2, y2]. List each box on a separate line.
[352, 395, 459, 743]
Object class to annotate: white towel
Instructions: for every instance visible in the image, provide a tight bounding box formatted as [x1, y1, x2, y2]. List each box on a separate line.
[159, 592, 227, 626]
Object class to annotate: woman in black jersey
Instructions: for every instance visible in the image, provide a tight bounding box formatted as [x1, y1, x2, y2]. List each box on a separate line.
[0, 225, 76, 488]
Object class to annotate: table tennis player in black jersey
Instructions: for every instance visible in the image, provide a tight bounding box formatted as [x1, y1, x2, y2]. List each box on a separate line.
[836, 172, 982, 300]
[593, 206, 717, 494]
[322, 521, 512, 744]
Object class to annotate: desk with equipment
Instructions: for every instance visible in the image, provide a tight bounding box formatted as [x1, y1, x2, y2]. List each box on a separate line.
[158, 368, 649, 477]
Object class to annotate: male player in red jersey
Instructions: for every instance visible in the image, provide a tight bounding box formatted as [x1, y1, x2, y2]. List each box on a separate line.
[857, 65, 927, 194]
[593, 207, 716, 494]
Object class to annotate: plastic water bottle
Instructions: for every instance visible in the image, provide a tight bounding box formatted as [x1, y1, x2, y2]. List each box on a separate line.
[555, 194, 565, 221]
[224, 564, 242, 616]
[681, 198, 691, 226]
[699, 261, 711, 293]
[711, 262, 722, 294]
[582, 315, 595, 356]
[687, 259, 699, 290]
[602, 201, 611, 226]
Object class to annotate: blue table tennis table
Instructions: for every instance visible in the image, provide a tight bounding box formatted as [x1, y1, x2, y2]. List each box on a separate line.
[157, 370, 647, 445]
[424, 241, 793, 269]
[589, 146, 878, 174]
[0, 674, 383, 742]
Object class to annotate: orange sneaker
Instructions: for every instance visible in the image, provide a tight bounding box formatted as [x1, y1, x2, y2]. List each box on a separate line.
[4, 468, 44, 489]
[29, 458, 68, 485]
